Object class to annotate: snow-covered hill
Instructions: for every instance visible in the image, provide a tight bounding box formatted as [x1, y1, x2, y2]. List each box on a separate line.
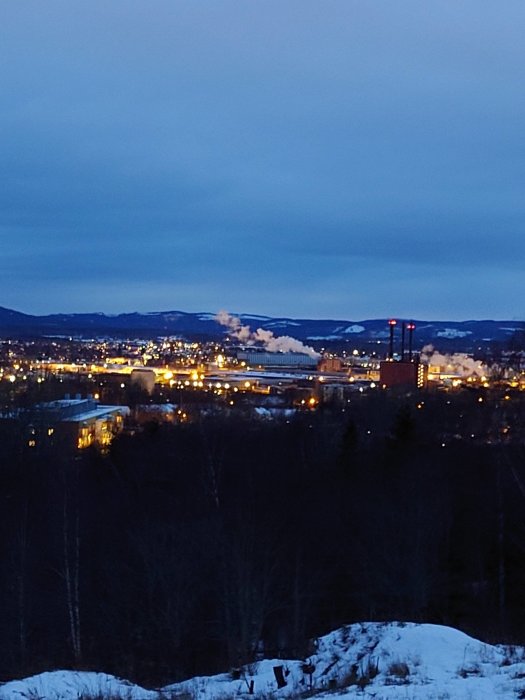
[0, 305, 522, 350]
[2, 622, 525, 699]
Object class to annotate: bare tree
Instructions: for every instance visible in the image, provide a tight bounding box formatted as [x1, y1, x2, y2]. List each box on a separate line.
[61, 460, 82, 664]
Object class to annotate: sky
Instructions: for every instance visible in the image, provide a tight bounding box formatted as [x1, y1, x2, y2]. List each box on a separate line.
[1, 1, 524, 320]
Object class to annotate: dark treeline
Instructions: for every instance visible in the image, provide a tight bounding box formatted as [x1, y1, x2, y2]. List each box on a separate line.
[1, 392, 525, 686]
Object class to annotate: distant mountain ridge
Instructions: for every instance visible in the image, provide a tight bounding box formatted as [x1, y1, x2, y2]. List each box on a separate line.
[0, 306, 522, 350]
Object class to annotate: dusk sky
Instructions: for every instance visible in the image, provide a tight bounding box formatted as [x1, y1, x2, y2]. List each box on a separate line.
[1, 1, 524, 320]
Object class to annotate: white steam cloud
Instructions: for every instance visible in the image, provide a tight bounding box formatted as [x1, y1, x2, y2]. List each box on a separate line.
[421, 345, 487, 378]
[215, 311, 320, 358]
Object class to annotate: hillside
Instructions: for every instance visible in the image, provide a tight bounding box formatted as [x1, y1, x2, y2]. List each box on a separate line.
[0, 306, 522, 350]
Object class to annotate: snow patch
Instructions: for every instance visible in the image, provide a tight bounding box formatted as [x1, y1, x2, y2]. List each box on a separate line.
[0, 670, 157, 700]
[240, 314, 272, 321]
[265, 321, 301, 328]
[436, 328, 473, 339]
[343, 324, 365, 334]
[3, 623, 525, 699]
[254, 407, 297, 420]
[307, 335, 342, 340]
[164, 622, 525, 699]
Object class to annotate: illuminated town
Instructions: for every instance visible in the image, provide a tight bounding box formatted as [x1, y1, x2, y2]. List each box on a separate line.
[4, 2, 525, 695]
[1, 319, 524, 452]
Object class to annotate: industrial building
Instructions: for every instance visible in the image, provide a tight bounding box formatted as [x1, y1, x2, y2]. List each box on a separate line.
[379, 319, 428, 389]
[237, 351, 319, 368]
[318, 356, 344, 372]
[379, 360, 428, 389]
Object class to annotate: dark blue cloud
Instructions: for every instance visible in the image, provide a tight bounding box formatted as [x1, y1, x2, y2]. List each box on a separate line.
[1, 1, 524, 319]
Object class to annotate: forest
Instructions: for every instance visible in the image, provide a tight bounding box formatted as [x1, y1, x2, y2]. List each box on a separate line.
[0, 391, 524, 687]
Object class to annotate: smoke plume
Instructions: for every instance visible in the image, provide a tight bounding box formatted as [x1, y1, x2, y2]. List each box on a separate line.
[421, 345, 487, 378]
[215, 311, 320, 358]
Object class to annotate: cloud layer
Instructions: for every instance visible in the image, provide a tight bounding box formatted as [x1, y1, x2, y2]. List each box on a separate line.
[1, 1, 524, 319]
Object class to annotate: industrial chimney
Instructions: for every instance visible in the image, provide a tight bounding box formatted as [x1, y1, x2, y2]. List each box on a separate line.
[407, 322, 416, 361]
[388, 319, 397, 359]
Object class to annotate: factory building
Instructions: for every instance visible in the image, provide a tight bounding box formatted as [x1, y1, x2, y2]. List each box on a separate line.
[237, 351, 318, 368]
[379, 319, 428, 389]
[379, 360, 428, 389]
[318, 356, 344, 372]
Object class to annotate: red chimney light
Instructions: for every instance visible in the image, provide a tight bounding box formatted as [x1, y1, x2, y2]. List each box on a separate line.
[388, 319, 397, 326]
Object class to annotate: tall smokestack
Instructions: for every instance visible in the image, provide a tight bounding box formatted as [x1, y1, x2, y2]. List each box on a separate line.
[407, 322, 416, 361]
[401, 322, 406, 361]
[388, 319, 397, 360]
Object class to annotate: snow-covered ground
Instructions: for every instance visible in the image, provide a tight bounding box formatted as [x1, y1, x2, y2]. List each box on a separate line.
[2, 622, 525, 699]
[0, 671, 157, 699]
